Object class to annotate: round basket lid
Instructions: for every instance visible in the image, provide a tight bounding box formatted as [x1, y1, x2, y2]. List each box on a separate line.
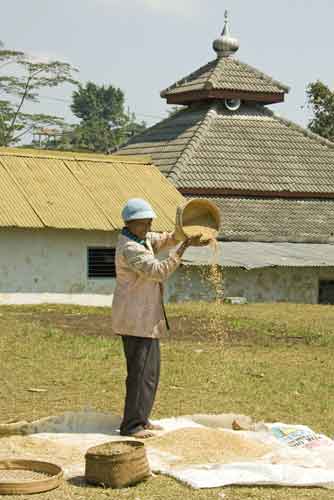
[0, 459, 63, 495]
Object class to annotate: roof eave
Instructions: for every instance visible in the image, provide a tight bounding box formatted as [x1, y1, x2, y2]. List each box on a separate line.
[179, 187, 334, 199]
[164, 89, 286, 105]
[0, 147, 152, 165]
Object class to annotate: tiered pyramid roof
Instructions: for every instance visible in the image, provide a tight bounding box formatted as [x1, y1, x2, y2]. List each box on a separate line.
[118, 13, 334, 243]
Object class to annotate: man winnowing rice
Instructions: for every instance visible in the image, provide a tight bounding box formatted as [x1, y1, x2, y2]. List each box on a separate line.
[111, 198, 209, 438]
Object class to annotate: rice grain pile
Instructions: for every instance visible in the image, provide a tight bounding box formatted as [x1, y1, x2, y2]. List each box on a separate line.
[183, 225, 218, 241]
[0, 469, 50, 482]
[89, 442, 134, 456]
[148, 428, 272, 467]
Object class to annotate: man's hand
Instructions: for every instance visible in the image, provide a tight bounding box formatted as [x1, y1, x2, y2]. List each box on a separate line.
[187, 235, 212, 247]
[176, 236, 212, 258]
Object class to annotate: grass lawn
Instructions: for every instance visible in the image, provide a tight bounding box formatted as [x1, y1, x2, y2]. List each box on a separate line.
[0, 302, 333, 499]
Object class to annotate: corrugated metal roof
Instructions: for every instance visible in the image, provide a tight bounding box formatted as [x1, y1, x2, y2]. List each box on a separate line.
[0, 161, 43, 228]
[0, 148, 184, 232]
[183, 242, 334, 269]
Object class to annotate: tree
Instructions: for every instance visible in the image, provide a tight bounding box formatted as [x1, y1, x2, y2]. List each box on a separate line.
[71, 82, 125, 123]
[70, 82, 146, 153]
[307, 80, 334, 142]
[0, 41, 78, 146]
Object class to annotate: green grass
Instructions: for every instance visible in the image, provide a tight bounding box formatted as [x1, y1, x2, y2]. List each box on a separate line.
[0, 303, 333, 499]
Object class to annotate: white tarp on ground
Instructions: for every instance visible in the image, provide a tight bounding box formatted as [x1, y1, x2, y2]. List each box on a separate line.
[0, 411, 334, 489]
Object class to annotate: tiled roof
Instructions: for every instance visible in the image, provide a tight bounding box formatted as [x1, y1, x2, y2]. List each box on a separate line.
[118, 104, 334, 243]
[116, 107, 208, 176]
[0, 148, 184, 232]
[206, 196, 334, 243]
[119, 102, 334, 194]
[161, 58, 289, 97]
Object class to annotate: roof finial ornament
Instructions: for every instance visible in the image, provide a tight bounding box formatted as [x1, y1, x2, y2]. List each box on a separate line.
[223, 9, 230, 35]
[213, 9, 239, 58]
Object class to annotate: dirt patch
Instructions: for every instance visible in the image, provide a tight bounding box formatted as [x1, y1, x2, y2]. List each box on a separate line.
[3, 309, 312, 346]
[7, 311, 232, 343]
[11, 311, 115, 339]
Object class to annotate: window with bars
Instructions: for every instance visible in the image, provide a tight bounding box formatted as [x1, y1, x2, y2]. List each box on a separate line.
[319, 280, 334, 305]
[88, 247, 116, 278]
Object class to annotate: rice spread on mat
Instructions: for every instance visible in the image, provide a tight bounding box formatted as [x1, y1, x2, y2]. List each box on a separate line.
[0, 436, 83, 467]
[148, 428, 272, 466]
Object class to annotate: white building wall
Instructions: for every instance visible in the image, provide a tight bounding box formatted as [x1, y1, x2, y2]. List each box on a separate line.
[224, 267, 334, 303]
[0, 228, 118, 294]
[167, 265, 334, 304]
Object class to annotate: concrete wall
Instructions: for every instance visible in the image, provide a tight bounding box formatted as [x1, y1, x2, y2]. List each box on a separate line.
[167, 265, 334, 304]
[224, 267, 334, 304]
[0, 228, 118, 294]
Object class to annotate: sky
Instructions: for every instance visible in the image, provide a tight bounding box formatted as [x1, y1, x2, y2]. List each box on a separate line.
[1, 0, 333, 129]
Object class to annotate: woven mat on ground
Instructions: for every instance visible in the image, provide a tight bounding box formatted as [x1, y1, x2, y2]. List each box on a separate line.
[1, 411, 334, 489]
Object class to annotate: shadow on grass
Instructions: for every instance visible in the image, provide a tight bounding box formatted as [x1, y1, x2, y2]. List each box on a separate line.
[67, 475, 88, 488]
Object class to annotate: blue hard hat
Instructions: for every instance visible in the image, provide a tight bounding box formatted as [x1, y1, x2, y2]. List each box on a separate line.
[121, 198, 157, 222]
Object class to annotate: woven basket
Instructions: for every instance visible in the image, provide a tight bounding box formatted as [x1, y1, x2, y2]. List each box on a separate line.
[175, 198, 221, 241]
[0, 459, 63, 495]
[85, 440, 151, 489]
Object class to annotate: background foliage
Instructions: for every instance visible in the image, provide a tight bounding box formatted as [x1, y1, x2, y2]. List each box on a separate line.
[0, 41, 145, 152]
[307, 80, 334, 142]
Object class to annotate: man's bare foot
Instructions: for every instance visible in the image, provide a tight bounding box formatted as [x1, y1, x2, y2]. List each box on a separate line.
[144, 422, 163, 431]
[130, 429, 155, 439]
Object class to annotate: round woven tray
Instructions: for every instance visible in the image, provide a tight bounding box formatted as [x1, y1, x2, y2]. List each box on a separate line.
[175, 198, 221, 240]
[85, 440, 151, 489]
[0, 459, 63, 495]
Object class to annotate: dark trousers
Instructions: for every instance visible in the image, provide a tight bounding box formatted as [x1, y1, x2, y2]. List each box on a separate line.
[120, 335, 160, 436]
